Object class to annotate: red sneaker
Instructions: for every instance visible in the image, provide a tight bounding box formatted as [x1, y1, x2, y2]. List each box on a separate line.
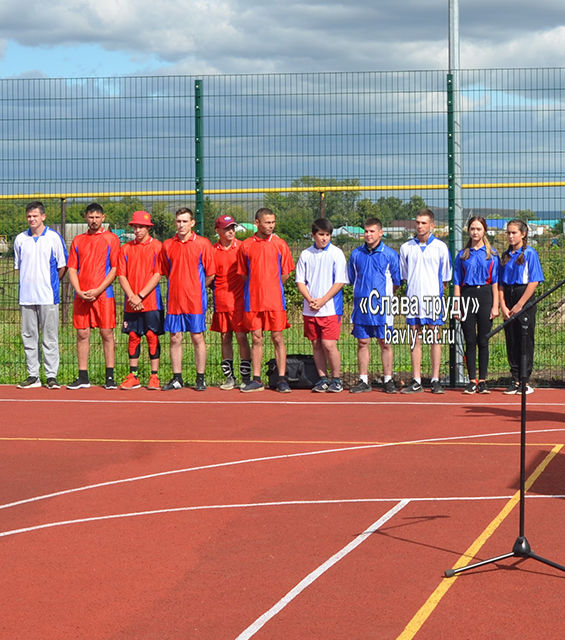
[147, 373, 161, 390]
[120, 373, 141, 390]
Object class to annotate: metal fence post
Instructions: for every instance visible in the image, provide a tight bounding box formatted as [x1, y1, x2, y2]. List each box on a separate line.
[195, 79, 204, 234]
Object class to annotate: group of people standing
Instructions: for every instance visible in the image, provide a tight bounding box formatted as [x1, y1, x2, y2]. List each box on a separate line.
[13, 202, 544, 394]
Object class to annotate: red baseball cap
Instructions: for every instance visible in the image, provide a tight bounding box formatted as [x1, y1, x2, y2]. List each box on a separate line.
[128, 211, 154, 227]
[215, 214, 237, 229]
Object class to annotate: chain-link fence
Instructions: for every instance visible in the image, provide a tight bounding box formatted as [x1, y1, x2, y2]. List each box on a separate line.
[1, 70, 563, 387]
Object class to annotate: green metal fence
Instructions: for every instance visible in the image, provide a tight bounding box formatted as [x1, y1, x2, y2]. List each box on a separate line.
[0, 70, 563, 387]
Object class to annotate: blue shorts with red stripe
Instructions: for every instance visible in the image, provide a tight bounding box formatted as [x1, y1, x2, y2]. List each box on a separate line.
[121, 310, 165, 336]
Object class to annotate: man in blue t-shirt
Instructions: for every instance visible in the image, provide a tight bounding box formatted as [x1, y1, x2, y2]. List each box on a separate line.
[13, 201, 68, 389]
[348, 217, 401, 394]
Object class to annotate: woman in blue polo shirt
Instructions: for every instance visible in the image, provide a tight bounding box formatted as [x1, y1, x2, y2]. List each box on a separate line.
[454, 217, 499, 394]
[499, 219, 544, 395]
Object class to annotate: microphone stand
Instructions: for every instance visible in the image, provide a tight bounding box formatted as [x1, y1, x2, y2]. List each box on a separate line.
[445, 278, 565, 577]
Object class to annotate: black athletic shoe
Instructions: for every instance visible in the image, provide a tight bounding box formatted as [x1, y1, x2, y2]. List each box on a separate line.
[104, 377, 118, 390]
[17, 376, 41, 389]
[503, 380, 520, 395]
[431, 380, 445, 394]
[350, 380, 371, 393]
[382, 379, 397, 394]
[194, 379, 207, 391]
[45, 377, 61, 389]
[477, 381, 490, 394]
[162, 378, 184, 391]
[401, 379, 423, 394]
[463, 381, 477, 394]
[67, 377, 91, 390]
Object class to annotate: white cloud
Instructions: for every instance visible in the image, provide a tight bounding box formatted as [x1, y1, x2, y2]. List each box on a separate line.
[1, 0, 565, 76]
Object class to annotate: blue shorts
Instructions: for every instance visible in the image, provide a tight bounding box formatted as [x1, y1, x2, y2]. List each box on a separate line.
[406, 317, 444, 327]
[121, 310, 164, 336]
[164, 312, 207, 334]
[352, 324, 389, 340]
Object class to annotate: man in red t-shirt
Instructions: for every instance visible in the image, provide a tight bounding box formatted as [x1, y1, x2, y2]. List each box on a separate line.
[237, 207, 295, 393]
[117, 211, 164, 390]
[211, 215, 251, 390]
[160, 207, 215, 391]
[67, 202, 121, 390]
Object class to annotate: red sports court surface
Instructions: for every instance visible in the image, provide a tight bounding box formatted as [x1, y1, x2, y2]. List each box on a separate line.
[0, 386, 564, 639]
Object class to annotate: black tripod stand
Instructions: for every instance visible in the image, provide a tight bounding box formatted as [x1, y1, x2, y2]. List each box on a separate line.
[445, 278, 565, 578]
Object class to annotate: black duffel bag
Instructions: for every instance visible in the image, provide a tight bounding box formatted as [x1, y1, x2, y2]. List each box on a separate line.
[266, 354, 318, 389]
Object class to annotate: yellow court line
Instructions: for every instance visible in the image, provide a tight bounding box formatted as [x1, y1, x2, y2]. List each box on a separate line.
[0, 436, 562, 447]
[397, 443, 563, 640]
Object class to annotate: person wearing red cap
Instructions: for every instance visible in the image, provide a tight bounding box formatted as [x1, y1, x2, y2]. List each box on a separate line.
[160, 207, 215, 391]
[237, 207, 295, 393]
[211, 214, 251, 389]
[117, 211, 164, 390]
[66, 202, 121, 389]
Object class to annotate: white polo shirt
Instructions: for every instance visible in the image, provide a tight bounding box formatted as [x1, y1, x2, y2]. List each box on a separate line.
[295, 243, 349, 317]
[14, 226, 68, 305]
[399, 234, 452, 323]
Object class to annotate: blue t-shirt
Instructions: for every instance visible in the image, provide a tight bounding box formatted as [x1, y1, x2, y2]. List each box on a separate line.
[499, 245, 544, 285]
[348, 242, 400, 326]
[454, 246, 499, 287]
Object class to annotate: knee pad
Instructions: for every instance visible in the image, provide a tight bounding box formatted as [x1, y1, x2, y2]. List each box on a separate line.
[146, 330, 160, 360]
[240, 359, 251, 378]
[128, 332, 141, 359]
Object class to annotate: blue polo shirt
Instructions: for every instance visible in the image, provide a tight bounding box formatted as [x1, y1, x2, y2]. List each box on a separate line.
[348, 242, 400, 325]
[499, 246, 544, 285]
[454, 246, 499, 287]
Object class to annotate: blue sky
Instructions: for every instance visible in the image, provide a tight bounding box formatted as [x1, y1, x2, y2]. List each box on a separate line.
[1, 1, 565, 78]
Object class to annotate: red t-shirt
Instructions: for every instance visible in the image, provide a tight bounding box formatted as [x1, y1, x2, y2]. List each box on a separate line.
[212, 238, 244, 313]
[237, 233, 295, 312]
[160, 233, 215, 315]
[117, 236, 163, 313]
[67, 229, 121, 298]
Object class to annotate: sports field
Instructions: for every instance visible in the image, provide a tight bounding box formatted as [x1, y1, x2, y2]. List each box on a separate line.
[0, 386, 563, 639]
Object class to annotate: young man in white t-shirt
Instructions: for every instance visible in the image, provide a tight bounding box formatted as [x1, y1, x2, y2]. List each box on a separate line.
[13, 201, 68, 388]
[295, 218, 348, 393]
[399, 208, 452, 394]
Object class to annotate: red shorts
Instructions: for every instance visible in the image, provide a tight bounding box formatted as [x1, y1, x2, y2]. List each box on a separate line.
[73, 296, 116, 330]
[303, 315, 342, 341]
[210, 309, 246, 333]
[242, 310, 290, 332]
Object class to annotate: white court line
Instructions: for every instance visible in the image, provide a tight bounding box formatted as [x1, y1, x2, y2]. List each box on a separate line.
[2, 494, 565, 540]
[1, 426, 564, 512]
[235, 500, 410, 639]
[1, 397, 565, 407]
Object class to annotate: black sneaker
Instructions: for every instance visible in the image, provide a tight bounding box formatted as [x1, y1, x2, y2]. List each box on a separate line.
[350, 379, 371, 393]
[382, 379, 397, 394]
[503, 380, 520, 395]
[463, 381, 477, 394]
[162, 377, 184, 391]
[45, 377, 61, 389]
[327, 378, 343, 393]
[67, 377, 91, 390]
[401, 379, 423, 394]
[104, 377, 118, 390]
[240, 379, 265, 393]
[17, 376, 41, 389]
[194, 378, 207, 391]
[312, 377, 329, 393]
[477, 381, 490, 394]
[431, 380, 445, 394]
[276, 379, 291, 393]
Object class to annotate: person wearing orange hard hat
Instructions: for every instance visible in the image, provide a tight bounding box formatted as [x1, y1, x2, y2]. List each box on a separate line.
[116, 210, 164, 390]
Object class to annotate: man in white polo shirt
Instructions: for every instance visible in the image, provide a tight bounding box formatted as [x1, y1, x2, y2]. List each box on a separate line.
[295, 217, 348, 393]
[399, 208, 452, 394]
[13, 201, 68, 388]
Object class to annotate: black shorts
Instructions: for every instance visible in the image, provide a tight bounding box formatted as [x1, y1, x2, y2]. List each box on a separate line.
[121, 310, 165, 336]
